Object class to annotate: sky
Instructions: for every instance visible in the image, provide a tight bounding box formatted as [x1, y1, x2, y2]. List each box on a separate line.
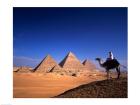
[13, 7, 127, 69]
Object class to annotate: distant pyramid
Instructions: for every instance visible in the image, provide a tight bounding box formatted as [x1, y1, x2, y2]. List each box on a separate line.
[13, 67, 20, 72]
[15, 66, 32, 73]
[34, 55, 59, 73]
[82, 59, 96, 70]
[59, 52, 84, 71]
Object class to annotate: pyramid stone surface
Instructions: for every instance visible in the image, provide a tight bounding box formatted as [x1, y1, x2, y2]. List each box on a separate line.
[13, 67, 20, 72]
[15, 66, 32, 73]
[59, 52, 84, 71]
[50, 64, 62, 72]
[82, 59, 96, 70]
[34, 55, 58, 73]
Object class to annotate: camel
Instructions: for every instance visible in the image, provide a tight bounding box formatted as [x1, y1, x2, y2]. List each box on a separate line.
[95, 58, 120, 79]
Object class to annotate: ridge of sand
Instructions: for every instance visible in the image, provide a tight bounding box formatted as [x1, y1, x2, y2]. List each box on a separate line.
[55, 77, 127, 98]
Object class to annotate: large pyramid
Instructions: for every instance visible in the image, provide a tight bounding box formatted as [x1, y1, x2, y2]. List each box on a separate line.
[82, 59, 96, 71]
[59, 52, 84, 71]
[34, 55, 59, 73]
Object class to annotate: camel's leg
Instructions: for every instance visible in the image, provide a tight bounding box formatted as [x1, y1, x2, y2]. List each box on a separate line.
[116, 67, 120, 79]
[106, 70, 109, 79]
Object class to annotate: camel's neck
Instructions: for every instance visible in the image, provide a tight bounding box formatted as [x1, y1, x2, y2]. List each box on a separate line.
[98, 60, 104, 67]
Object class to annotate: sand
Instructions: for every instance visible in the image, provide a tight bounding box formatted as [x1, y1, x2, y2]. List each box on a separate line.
[13, 70, 127, 98]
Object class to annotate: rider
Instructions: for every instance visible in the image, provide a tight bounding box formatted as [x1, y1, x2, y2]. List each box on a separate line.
[106, 51, 114, 61]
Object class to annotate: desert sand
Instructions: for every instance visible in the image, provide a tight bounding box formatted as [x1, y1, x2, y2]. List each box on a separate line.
[13, 70, 127, 98]
[13, 70, 105, 98]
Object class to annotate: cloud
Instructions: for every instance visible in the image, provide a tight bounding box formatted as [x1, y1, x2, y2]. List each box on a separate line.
[13, 56, 41, 68]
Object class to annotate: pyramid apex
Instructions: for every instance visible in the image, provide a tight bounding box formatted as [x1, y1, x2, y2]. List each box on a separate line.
[82, 59, 96, 69]
[82, 59, 91, 65]
[46, 54, 51, 57]
[44, 54, 52, 59]
[67, 51, 74, 56]
[82, 59, 87, 65]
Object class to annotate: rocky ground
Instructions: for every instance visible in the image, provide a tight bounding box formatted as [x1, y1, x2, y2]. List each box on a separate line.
[55, 77, 127, 98]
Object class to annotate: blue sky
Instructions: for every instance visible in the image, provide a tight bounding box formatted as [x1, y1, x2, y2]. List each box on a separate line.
[13, 7, 127, 69]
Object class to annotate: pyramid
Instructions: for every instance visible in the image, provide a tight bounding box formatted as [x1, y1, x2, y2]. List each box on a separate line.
[34, 55, 59, 73]
[13, 67, 20, 72]
[15, 66, 32, 73]
[59, 52, 84, 71]
[82, 59, 96, 71]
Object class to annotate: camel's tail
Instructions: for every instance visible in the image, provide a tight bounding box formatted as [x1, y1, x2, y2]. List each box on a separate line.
[120, 64, 127, 69]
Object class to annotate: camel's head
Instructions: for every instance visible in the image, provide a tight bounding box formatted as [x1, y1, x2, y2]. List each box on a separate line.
[95, 58, 101, 61]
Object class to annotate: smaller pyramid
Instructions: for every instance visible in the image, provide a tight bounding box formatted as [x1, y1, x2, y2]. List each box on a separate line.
[82, 59, 96, 71]
[13, 67, 20, 72]
[15, 66, 32, 73]
[34, 55, 59, 73]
